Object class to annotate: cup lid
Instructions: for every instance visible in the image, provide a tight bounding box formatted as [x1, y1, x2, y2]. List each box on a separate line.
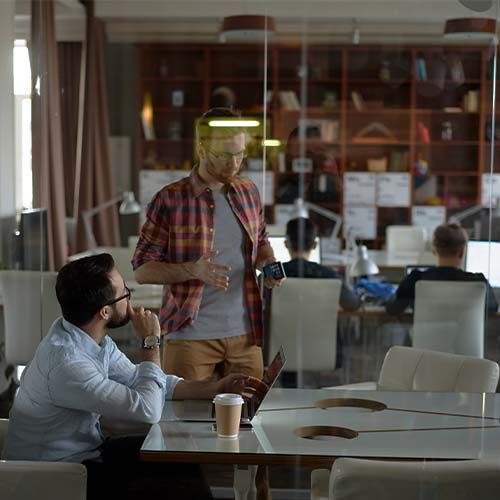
[213, 393, 244, 406]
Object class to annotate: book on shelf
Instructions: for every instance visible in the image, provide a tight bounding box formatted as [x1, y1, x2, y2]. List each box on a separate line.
[462, 90, 479, 112]
[279, 90, 301, 110]
[351, 91, 364, 111]
[443, 107, 462, 113]
[416, 58, 427, 81]
[417, 122, 430, 144]
[389, 150, 408, 171]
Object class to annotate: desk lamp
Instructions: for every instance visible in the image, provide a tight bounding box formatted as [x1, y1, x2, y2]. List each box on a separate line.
[292, 198, 342, 239]
[350, 244, 380, 279]
[82, 191, 141, 250]
[448, 198, 500, 239]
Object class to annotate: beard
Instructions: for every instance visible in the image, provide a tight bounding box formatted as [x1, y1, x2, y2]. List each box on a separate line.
[206, 158, 240, 185]
[107, 305, 130, 329]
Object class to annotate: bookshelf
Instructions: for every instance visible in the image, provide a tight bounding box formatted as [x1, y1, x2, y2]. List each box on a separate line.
[136, 43, 493, 247]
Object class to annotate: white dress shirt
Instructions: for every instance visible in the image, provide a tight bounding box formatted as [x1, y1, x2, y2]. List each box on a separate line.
[3, 318, 181, 463]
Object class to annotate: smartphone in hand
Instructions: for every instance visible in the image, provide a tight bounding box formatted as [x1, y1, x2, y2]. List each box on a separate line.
[262, 261, 286, 280]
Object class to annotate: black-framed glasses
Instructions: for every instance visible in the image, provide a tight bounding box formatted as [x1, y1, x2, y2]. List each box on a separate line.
[104, 286, 131, 307]
[206, 147, 247, 161]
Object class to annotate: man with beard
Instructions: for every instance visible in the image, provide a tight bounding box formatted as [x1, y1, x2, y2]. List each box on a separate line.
[133, 107, 283, 383]
[3, 253, 261, 499]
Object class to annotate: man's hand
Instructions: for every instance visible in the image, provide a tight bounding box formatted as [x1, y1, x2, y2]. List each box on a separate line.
[217, 374, 269, 401]
[189, 250, 231, 291]
[263, 258, 286, 290]
[128, 302, 160, 340]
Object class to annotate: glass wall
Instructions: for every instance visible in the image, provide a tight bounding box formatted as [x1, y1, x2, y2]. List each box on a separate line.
[2, 0, 500, 496]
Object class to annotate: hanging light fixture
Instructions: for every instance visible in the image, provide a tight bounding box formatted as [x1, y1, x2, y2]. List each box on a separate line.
[219, 15, 276, 42]
[444, 17, 497, 40]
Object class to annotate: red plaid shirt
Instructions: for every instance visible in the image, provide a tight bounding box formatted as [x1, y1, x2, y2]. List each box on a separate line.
[132, 168, 269, 345]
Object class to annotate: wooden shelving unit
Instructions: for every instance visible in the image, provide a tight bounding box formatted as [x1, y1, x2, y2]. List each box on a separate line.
[136, 43, 494, 247]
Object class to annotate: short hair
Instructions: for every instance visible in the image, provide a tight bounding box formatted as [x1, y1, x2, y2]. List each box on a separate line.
[56, 253, 116, 327]
[286, 217, 318, 252]
[196, 107, 246, 144]
[432, 223, 468, 257]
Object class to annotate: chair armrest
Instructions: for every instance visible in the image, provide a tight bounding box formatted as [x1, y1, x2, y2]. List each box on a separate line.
[0, 460, 87, 500]
[311, 468, 330, 500]
[321, 381, 377, 391]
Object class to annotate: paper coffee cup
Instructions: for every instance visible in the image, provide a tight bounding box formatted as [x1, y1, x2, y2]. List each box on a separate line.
[213, 393, 244, 439]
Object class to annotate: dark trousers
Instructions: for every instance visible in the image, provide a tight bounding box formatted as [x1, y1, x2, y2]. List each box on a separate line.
[83, 435, 213, 500]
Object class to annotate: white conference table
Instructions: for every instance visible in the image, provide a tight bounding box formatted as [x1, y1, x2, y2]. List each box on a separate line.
[141, 388, 500, 468]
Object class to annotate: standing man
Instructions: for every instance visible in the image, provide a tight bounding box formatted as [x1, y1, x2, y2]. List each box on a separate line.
[133, 107, 282, 382]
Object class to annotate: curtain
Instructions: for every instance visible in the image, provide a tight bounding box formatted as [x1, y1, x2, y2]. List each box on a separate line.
[30, 0, 67, 270]
[75, 16, 120, 251]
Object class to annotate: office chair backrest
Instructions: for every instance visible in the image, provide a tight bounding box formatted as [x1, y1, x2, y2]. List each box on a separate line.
[413, 280, 486, 357]
[378, 346, 499, 392]
[0, 271, 60, 365]
[386, 225, 426, 254]
[327, 458, 500, 500]
[269, 278, 341, 373]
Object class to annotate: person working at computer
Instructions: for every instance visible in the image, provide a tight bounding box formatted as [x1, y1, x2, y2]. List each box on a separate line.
[3, 254, 265, 500]
[283, 217, 360, 311]
[386, 223, 498, 316]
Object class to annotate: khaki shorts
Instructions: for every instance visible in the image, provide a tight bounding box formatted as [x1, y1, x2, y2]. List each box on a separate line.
[163, 333, 263, 381]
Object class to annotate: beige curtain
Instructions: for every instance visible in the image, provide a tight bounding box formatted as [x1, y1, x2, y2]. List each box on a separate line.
[30, 0, 68, 270]
[75, 16, 120, 251]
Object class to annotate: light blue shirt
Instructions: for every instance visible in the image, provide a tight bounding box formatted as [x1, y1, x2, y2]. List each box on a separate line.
[3, 318, 181, 463]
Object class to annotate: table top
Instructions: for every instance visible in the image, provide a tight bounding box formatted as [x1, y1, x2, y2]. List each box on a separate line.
[140, 388, 500, 467]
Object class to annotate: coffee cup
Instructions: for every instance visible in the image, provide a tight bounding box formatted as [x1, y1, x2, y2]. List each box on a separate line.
[213, 393, 244, 439]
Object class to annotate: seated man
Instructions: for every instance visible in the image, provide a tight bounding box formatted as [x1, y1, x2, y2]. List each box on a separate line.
[386, 223, 498, 316]
[283, 217, 360, 311]
[3, 253, 261, 500]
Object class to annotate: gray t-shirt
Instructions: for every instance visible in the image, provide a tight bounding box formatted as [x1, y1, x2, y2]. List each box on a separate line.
[169, 188, 251, 340]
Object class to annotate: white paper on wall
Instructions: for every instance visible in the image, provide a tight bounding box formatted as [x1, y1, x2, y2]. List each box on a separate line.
[245, 171, 274, 206]
[344, 173, 376, 206]
[139, 170, 188, 219]
[376, 173, 411, 207]
[274, 204, 296, 226]
[343, 206, 377, 240]
[412, 205, 446, 240]
[481, 174, 500, 207]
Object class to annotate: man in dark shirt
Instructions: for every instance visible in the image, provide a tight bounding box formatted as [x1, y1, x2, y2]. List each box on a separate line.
[283, 217, 360, 311]
[386, 223, 498, 316]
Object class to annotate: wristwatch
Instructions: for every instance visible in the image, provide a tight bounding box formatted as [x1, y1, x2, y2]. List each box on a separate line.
[142, 335, 161, 349]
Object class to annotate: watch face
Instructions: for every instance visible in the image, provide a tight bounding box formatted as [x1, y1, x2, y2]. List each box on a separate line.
[143, 335, 160, 348]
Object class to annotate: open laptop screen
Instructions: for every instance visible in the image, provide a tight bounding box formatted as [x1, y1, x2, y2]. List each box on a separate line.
[466, 240, 500, 287]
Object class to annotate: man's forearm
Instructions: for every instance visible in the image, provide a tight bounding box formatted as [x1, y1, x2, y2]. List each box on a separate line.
[141, 345, 161, 366]
[135, 261, 196, 285]
[256, 243, 275, 271]
[172, 379, 219, 400]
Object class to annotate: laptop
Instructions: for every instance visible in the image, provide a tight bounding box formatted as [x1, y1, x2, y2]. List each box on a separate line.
[177, 347, 287, 425]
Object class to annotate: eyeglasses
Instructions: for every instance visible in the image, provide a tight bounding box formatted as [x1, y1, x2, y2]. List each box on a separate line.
[104, 286, 131, 307]
[206, 147, 248, 161]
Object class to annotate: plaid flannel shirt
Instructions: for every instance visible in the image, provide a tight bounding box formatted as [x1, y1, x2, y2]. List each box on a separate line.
[132, 168, 269, 345]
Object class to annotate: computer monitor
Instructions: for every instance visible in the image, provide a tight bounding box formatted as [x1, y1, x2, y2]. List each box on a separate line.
[268, 235, 321, 264]
[465, 240, 500, 287]
[19, 208, 49, 271]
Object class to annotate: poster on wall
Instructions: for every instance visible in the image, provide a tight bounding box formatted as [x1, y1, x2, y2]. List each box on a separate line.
[376, 173, 411, 207]
[343, 206, 377, 240]
[245, 171, 275, 206]
[344, 173, 376, 206]
[412, 205, 446, 240]
[139, 170, 188, 219]
[481, 174, 500, 207]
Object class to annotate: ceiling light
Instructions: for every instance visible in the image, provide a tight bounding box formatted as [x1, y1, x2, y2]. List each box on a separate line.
[219, 15, 275, 42]
[444, 17, 497, 40]
[458, 0, 493, 12]
[262, 139, 281, 147]
[208, 119, 260, 127]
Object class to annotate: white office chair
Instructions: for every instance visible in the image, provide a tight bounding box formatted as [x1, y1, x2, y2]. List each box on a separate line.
[0, 271, 60, 366]
[324, 346, 499, 393]
[311, 458, 500, 500]
[386, 225, 426, 254]
[413, 280, 486, 357]
[128, 235, 139, 250]
[0, 419, 87, 500]
[269, 278, 342, 386]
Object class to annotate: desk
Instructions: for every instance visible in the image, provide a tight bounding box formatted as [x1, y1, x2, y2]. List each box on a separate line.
[141, 388, 500, 468]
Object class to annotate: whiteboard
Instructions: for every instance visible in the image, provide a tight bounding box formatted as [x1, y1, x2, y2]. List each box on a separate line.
[412, 205, 446, 240]
[343, 206, 377, 240]
[481, 174, 500, 207]
[376, 173, 411, 207]
[344, 173, 376, 206]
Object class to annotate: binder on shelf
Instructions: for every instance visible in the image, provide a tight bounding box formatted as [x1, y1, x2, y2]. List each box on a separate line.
[417, 122, 430, 143]
[351, 91, 364, 111]
[279, 90, 301, 110]
[416, 58, 427, 81]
